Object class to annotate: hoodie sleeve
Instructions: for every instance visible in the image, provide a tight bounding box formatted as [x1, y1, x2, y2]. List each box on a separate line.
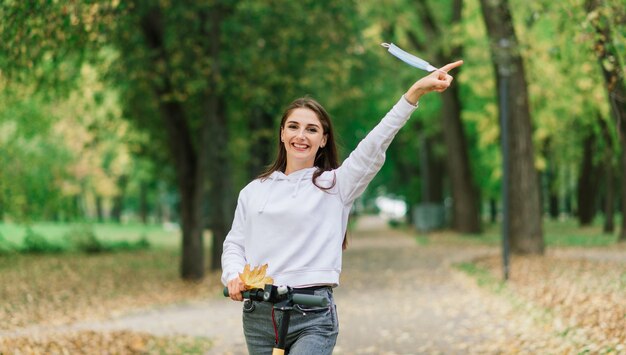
[335, 96, 418, 204]
[221, 191, 248, 286]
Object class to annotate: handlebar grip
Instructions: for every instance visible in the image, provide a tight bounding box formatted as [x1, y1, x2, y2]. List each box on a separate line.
[223, 287, 251, 298]
[224, 287, 264, 301]
[292, 293, 329, 307]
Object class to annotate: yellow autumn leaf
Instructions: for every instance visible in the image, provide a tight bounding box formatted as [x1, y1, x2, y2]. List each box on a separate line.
[239, 264, 274, 290]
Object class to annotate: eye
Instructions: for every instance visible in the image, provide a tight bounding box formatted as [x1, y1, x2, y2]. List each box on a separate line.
[287, 124, 298, 129]
[307, 127, 318, 133]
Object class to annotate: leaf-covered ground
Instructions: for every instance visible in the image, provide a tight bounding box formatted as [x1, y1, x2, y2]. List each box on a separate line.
[471, 253, 626, 353]
[0, 249, 222, 353]
[0, 331, 212, 354]
[0, 249, 222, 330]
[2, 219, 626, 353]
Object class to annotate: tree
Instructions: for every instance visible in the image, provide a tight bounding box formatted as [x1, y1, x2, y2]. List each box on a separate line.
[479, 0, 544, 253]
[585, 0, 626, 241]
[121, 2, 236, 278]
[407, 0, 482, 233]
[222, 0, 364, 182]
[576, 123, 601, 225]
[110, 0, 364, 276]
[598, 117, 617, 233]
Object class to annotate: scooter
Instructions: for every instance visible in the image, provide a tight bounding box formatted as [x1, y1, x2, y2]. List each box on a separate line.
[223, 284, 329, 355]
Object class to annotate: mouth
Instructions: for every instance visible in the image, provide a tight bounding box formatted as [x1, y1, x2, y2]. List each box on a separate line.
[291, 142, 310, 151]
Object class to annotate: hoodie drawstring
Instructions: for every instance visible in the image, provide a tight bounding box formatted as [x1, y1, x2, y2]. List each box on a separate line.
[258, 177, 278, 214]
[292, 173, 306, 198]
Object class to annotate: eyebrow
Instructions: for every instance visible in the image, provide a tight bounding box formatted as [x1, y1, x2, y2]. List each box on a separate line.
[286, 120, 321, 129]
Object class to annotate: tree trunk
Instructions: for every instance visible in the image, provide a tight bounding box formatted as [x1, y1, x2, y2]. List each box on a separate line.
[604, 164, 615, 233]
[95, 195, 104, 223]
[419, 132, 445, 204]
[410, 0, 481, 233]
[206, 96, 233, 271]
[139, 182, 148, 224]
[549, 193, 559, 220]
[479, 0, 544, 254]
[489, 198, 497, 224]
[577, 132, 599, 225]
[140, 8, 205, 280]
[72, 195, 81, 221]
[543, 139, 559, 220]
[111, 175, 128, 223]
[598, 116, 615, 233]
[546, 155, 560, 221]
[204, 5, 235, 271]
[564, 188, 573, 217]
[415, 132, 446, 229]
[621, 150, 626, 241]
[441, 83, 481, 233]
[248, 107, 274, 179]
[585, 0, 626, 241]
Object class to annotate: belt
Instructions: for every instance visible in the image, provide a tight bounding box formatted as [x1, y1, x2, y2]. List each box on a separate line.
[292, 285, 333, 295]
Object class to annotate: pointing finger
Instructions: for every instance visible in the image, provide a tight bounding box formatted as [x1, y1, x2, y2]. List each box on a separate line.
[439, 60, 464, 73]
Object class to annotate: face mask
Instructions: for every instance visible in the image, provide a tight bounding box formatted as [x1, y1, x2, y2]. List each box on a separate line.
[381, 43, 437, 72]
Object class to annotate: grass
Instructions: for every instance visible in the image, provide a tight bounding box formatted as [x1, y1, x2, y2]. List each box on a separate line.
[0, 221, 183, 249]
[417, 215, 624, 248]
[455, 261, 506, 293]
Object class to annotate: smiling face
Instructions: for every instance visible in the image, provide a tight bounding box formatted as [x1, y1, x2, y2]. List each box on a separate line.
[280, 108, 327, 174]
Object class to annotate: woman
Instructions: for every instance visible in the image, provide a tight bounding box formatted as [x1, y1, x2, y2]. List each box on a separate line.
[222, 60, 463, 354]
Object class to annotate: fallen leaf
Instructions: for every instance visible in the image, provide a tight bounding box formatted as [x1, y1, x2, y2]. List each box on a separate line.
[239, 264, 273, 290]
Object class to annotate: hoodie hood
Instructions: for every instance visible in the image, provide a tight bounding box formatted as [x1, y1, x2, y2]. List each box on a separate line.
[258, 168, 316, 213]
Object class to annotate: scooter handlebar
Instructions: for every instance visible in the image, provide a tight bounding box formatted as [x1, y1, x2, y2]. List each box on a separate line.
[222, 286, 329, 307]
[291, 293, 329, 307]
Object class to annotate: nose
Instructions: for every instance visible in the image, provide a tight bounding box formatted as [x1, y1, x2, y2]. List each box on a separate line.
[296, 129, 305, 139]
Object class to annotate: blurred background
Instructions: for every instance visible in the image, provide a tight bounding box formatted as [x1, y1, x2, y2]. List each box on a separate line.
[0, 0, 625, 351]
[2, 0, 624, 273]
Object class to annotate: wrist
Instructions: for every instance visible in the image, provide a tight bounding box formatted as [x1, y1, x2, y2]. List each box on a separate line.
[405, 86, 427, 105]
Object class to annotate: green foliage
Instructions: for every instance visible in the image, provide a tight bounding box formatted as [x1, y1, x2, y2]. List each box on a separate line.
[0, 223, 154, 255]
[460, 0, 501, 198]
[434, 217, 622, 247]
[455, 261, 506, 293]
[103, 235, 151, 253]
[1, 0, 626, 243]
[0, 232, 17, 255]
[64, 224, 151, 253]
[64, 224, 105, 253]
[22, 228, 66, 254]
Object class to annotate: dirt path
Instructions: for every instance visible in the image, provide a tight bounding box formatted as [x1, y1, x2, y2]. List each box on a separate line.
[333, 216, 515, 354]
[4, 216, 573, 354]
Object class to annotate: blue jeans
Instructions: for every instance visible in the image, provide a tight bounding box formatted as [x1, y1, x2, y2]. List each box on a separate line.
[242, 287, 339, 355]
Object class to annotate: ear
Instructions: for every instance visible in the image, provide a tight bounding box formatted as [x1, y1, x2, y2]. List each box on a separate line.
[280, 127, 285, 143]
[321, 134, 327, 148]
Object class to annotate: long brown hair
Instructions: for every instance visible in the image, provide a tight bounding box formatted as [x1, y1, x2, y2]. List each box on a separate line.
[258, 97, 348, 249]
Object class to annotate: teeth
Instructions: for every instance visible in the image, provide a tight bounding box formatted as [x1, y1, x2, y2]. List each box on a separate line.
[293, 143, 308, 149]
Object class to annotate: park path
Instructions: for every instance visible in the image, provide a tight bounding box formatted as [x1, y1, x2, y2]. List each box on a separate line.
[4, 216, 568, 353]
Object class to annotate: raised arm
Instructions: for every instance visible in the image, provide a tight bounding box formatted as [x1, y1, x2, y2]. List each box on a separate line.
[335, 60, 463, 204]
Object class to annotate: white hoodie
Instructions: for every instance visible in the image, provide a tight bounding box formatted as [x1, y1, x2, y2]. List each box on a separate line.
[221, 96, 417, 287]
